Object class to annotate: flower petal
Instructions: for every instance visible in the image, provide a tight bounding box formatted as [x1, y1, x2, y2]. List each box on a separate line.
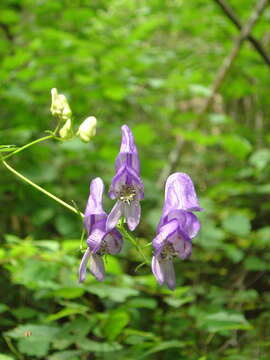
[78, 247, 91, 283]
[86, 226, 106, 252]
[103, 229, 123, 254]
[115, 125, 140, 174]
[89, 253, 105, 281]
[162, 257, 176, 290]
[124, 201, 141, 231]
[152, 256, 176, 290]
[106, 200, 122, 231]
[168, 230, 192, 259]
[151, 255, 164, 285]
[164, 172, 202, 213]
[84, 178, 106, 233]
[153, 219, 178, 250]
[167, 210, 201, 238]
[109, 165, 144, 200]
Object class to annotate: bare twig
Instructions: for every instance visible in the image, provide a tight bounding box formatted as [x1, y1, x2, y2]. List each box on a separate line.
[157, 136, 185, 189]
[202, 0, 269, 113]
[214, 0, 270, 68]
[156, 0, 269, 188]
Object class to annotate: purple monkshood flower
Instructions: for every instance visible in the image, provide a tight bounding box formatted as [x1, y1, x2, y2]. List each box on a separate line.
[79, 177, 122, 283]
[106, 125, 144, 231]
[152, 173, 203, 290]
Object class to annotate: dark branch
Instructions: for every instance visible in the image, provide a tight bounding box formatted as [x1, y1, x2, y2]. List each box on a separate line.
[214, 0, 270, 68]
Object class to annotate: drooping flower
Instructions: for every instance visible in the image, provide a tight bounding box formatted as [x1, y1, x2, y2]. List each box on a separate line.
[152, 172, 202, 290]
[79, 177, 122, 282]
[106, 125, 144, 231]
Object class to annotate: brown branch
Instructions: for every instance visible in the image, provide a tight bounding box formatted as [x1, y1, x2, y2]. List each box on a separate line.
[156, 0, 269, 188]
[202, 0, 269, 113]
[214, 0, 270, 68]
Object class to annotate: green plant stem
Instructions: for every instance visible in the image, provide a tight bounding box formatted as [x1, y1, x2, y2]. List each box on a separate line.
[2, 160, 84, 218]
[2, 134, 54, 160]
[3, 335, 24, 360]
[118, 223, 150, 265]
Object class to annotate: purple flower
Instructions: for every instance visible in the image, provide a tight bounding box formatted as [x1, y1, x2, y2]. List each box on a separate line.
[152, 173, 202, 290]
[79, 177, 122, 282]
[106, 125, 144, 231]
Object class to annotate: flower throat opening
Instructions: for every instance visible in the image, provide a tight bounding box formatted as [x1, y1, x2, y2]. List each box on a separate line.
[119, 185, 137, 205]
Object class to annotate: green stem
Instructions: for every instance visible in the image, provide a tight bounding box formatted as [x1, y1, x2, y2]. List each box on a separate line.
[3, 335, 24, 360]
[2, 160, 84, 218]
[118, 223, 150, 265]
[2, 134, 54, 160]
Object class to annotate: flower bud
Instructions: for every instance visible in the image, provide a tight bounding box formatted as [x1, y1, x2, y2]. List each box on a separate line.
[59, 118, 73, 140]
[50, 88, 72, 122]
[77, 116, 97, 142]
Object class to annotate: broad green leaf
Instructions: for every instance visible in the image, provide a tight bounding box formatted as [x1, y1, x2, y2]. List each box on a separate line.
[53, 287, 85, 299]
[104, 311, 130, 341]
[86, 284, 139, 302]
[0, 355, 15, 360]
[198, 312, 252, 332]
[221, 135, 252, 159]
[222, 213, 251, 237]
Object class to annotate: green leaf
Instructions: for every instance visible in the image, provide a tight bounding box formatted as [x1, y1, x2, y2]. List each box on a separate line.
[222, 213, 251, 237]
[0, 304, 9, 314]
[0, 355, 15, 360]
[6, 324, 59, 357]
[45, 307, 87, 322]
[139, 340, 185, 359]
[249, 149, 270, 170]
[79, 339, 122, 352]
[104, 311, 130, 341]
[198, 312, 252, 332]
[48, 350, 84, 360]
[221, 135, 252, 159]
[53, 287, 85, 299]
[244, 256, 269, 271]
[86, 284, 139, 302]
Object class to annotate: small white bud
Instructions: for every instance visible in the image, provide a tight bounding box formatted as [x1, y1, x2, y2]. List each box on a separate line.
[50, 88, 72, 122]
[59, 118, 73, 139]
[76, 116, 97, 142]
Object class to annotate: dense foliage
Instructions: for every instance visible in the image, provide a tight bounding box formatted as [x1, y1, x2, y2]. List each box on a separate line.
[1, 0, 270, 359]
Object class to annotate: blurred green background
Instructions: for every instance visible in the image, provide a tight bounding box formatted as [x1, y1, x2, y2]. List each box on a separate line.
[1, 0, 270, 359]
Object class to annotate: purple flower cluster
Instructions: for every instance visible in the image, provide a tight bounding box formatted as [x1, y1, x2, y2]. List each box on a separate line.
[151, 173, 203, 290]
[79, 125, 202, 289]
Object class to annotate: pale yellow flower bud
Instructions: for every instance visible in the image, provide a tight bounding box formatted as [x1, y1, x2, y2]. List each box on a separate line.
[76, 116, 97, 142]
[59, 118, 73, 140]
[50, 88, 72, 122]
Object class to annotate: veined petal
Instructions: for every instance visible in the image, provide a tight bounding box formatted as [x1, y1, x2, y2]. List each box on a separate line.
[109, 165, 144, 200]
[89, 253, 105, 281]
[162, 257, 176, 290]
[115, 125, 140, 174]
[124, 201, 141, 231]
[152, 256, 176, 290]
[78, 247, 91, 283]
[164, 172, 202, 213]
[167, 210, 201, 239]
[151, 255, 164, 285]
[153, 219, 178, 250]
[84, 178, 106, 233]
[168, 229, 192, 259]
[103, 229, 123, 254]
[86, 226, 106, 252]
[106, 200, 122, 231]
